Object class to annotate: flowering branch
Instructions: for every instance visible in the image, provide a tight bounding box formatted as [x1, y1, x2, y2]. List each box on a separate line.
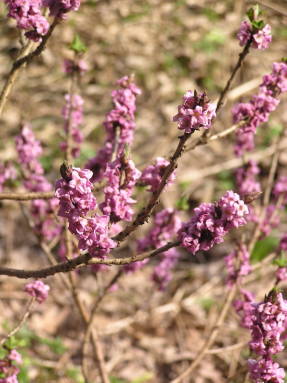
[216, 39, 253, 112]
[114, 133, 190, 242]
[0, 241, 180, 279]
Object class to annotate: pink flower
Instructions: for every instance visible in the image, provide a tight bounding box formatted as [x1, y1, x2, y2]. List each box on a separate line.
[63, 59, 88, 75]
[179, 191, 248, 254]
[100, 158, 141, 222]
[237, 20, 272, 50]
[4, 0, 49, 41]
[25, 280, 50, 303]
[173, 90, 215, 133]
[225, 244, 251, 285]
[140, 157, 176, 192]
[86, 76, 141, 182]
[233, 62, 287, 157]
[8, 351, 22, 365]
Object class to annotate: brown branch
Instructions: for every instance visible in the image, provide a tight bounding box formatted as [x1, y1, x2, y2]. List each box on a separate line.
[114, 133, 190, 242]
[171, 284, 237, 383]
[0, 192, 54, 201]
[81, 270, 122, 381]
[0, 241, 180, 279]
[0, 297, 34, 346]
[215, 39, 252, 113]
[0, 17, 59, 118]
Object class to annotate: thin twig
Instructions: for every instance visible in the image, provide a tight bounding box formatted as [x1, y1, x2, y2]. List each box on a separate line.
[0, 297, 34, 346]
[0, 192, 54, 201]
[0, 17, 59, 118]
[69, 274, 109, 383]
[81, 270, 122, 381]
[215, 39, 252, 113]
[171, 284, 237, 383]
[114, 133, 190, 242]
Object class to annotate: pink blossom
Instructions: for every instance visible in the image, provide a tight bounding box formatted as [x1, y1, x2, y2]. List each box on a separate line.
[86, 76, 141, 182]
[276, 267, 287, 282]
[8, 351, 22, 365]
[225, 244, 251, 285]
[4, 0, 49, 41]
[0, 162, 17, 192]
[55, 167, 97, 219]
[16, 125, 61, 240]
[100, 158, 141, 222]
[44, 0, 81, 18]
[235, 160, 261, 197]
[63, 59, 88, 75]
[55, 166, 116, 257]
[179, 191, 248, 254]
[140, 157, 176, 192]
[248, 358, 285, 383]
[279, 234, 287, 251]
[237, 20, 272, 50]
[25, 280, 50, 303]
[173, 90, 216, 133]
[233, 62, 287, 157]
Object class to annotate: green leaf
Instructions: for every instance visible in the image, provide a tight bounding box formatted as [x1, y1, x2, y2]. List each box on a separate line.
[176, 195, 190, 211]
[198, 297, 215, 312]
[251, 20, 265, 30]
[251, 236, 279, 263]
[273, 253, 287, 267]
[247, 5, 261, 22]
[36, 336, 66, 355]
[70, 35, 87, 53]
[66, 367, 85, 383]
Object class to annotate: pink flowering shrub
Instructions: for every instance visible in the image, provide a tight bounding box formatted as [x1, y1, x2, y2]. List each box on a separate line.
[1, 3, 287, 383]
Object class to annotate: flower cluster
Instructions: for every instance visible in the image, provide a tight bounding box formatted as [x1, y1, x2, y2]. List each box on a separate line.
[179, 191, 248, 254]
[24, 280, 50, 303]
[16, 125, 61, 240]
[86, 76, 141, 182]
[4, 0, 81, 41]
[4, 0, 49, 41]
[247, 291, 287, 383]
[60, 94, 84, 158]
[235, 160, 261, 197]
[237, 20, 272, 50]
[234, 289, 256, 329]
[100, 158, 141, 222]
[63, 58, 88, 75]
[0, 162, 16, 192]
[0, 349, 22, 383]
[173, 90, 216, 134]
[233, 62, 287, 156]
[225, 244, 251, 285]
[44, 0, 81, 18]
[55, 167, 116, 257]
[124, 208, 181, 289]
[140, 157, 176, 192]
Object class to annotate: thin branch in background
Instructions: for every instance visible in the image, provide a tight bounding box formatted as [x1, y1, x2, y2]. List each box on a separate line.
[0, 297, 34, 346]
[215, 39, 253, 113]
[82, 270, 123, 380]
[114, 133, 190, 242]
[171, 284, 237, 383]
[0, 192, 54, 201]
[0, 17, 59, 118]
